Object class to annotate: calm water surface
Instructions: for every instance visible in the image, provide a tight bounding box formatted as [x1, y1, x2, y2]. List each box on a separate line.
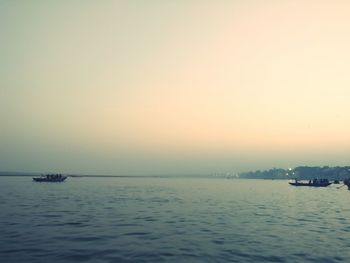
[1, 177, 350, 262]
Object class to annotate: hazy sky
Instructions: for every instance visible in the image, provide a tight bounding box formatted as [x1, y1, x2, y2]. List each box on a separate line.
[1, 0, 350, 175]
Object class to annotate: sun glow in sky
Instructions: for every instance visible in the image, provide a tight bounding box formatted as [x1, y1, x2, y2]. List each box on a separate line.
[1, 1, 350, 175]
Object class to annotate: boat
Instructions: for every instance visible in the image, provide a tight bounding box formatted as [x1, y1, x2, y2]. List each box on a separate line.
[289, 179, 331, 187]
[33, 174, 67, 182]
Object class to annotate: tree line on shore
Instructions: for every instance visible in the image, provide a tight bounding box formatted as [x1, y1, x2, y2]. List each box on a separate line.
[239, 166, 350, 180]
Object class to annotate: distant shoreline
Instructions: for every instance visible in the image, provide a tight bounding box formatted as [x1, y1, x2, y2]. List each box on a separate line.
[2, 166, 350, 180]
[239, 166, 350, 180]
[0, 173, 214, 178]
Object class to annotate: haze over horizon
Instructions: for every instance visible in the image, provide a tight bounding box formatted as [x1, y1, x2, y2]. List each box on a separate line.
[1, 1, 350, 175]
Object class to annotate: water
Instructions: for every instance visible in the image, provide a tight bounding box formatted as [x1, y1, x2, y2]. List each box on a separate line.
[1, 177, 350, 263]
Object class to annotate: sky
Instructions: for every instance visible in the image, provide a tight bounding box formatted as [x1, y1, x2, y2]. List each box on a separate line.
[1, 0, 350, 175]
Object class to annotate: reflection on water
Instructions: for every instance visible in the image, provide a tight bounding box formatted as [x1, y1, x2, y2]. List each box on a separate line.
[0, 177, 350, 262]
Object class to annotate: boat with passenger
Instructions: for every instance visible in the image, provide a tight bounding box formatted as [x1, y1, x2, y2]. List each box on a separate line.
[33, 174, 67, 182]
[289, 179, 331, 187]
[343, 179, 350, 190]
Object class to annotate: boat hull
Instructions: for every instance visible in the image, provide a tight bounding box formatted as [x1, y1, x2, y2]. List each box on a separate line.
[33, 177, 67, 182]
[289, 182, 331, 187]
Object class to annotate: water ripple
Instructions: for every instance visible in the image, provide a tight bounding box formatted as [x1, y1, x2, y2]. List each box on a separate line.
[1, 177, 350, 263]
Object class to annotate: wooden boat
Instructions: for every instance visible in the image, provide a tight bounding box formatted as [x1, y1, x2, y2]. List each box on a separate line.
[33, 174, 67, 182]
[289, 179, 331, 187]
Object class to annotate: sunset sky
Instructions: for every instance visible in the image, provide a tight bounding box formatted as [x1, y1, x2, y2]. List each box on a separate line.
[1, 1, 350, 175]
